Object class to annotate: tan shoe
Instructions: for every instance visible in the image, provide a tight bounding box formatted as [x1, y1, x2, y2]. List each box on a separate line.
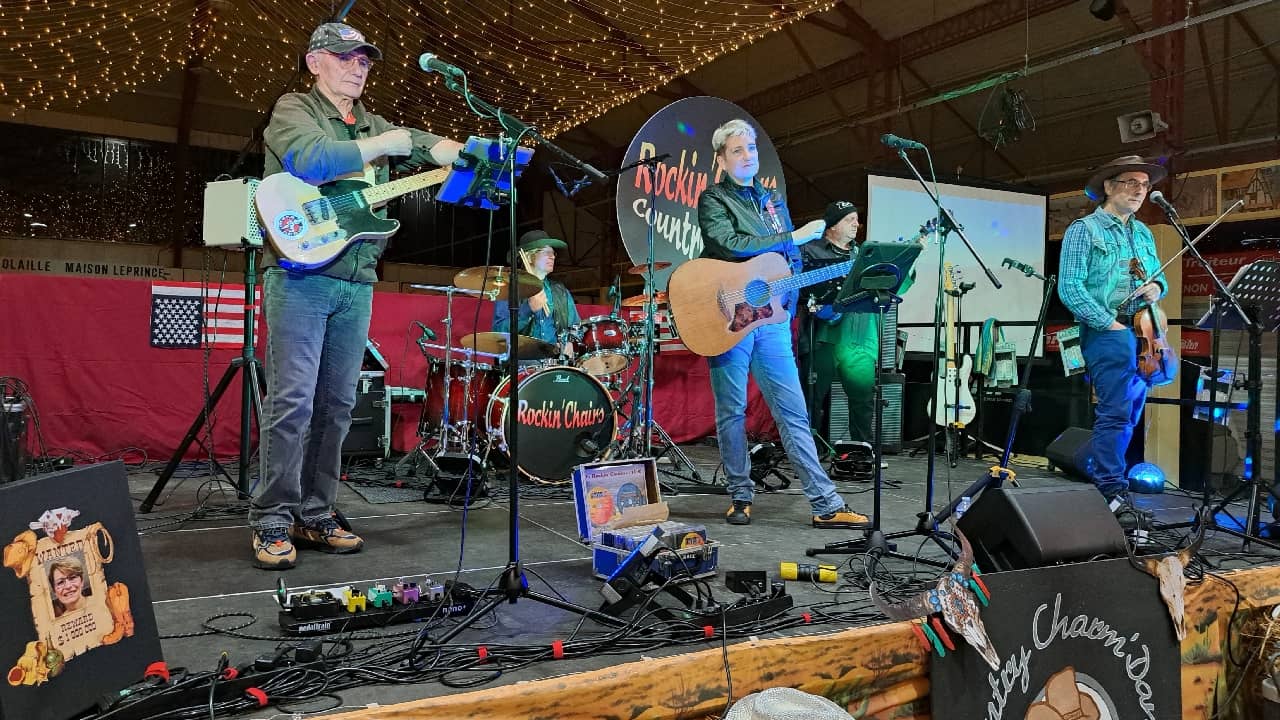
[291, 516, 363, 554]
[253, 527, 297, 569]
[812, 505, 871, 529]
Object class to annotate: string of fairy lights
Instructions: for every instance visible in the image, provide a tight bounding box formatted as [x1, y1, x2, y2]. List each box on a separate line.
[1, 0, 837, 139]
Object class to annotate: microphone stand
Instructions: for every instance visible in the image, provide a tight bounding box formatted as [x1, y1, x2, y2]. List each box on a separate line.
[1146, 200, 1279, 550]
[884, 146, 1001, 565]
[410, 73, 625, 657]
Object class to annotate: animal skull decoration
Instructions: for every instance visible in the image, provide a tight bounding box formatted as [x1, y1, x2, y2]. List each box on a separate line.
[1130, 509, 1206, 642]
[871, 524, 999, 670]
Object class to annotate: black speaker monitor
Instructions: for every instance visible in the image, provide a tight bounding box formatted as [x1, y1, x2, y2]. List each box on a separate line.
[1045, 426, 1092, 482]
[957, 485, 1126, 572]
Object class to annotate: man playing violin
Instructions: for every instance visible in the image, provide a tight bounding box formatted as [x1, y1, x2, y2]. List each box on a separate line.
[1058, 155, 1168, 527]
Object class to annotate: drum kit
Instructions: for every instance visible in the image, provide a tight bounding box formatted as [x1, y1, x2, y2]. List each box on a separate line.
[399, 261, 690, 485]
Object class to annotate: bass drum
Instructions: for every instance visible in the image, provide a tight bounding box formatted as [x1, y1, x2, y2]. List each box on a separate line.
[486, 365, 616, 482]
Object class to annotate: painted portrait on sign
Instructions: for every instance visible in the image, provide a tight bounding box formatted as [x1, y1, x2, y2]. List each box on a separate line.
[3, 506, 135, 688]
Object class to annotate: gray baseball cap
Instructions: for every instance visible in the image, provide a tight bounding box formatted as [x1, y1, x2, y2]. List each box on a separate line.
[307, 23, 382, 60]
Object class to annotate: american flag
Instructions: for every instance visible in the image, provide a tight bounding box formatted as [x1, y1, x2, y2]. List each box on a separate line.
[149, 282, 259, 349]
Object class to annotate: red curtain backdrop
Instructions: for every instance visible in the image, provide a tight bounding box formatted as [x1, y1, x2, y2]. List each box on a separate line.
[0, 274, 778, 461]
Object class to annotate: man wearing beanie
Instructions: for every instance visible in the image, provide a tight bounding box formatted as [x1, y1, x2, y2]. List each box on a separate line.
[800, 201, 920, 446]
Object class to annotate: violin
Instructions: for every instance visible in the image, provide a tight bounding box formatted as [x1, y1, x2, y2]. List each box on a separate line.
[1127, 258, 1177, 386]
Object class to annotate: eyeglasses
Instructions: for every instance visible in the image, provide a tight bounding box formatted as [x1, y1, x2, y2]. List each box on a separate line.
[1110, 178, 1151, 192]
[321, 50, 373, 70]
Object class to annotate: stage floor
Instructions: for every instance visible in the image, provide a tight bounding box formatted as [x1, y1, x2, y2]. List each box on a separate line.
[129, 444, 1280, 717]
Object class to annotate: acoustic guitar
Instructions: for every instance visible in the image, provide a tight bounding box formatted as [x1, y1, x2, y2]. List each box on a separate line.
[668, 221, 934, 358]
[255, 166, 451, 270]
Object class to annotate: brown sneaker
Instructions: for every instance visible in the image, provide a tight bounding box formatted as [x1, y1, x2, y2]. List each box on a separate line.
[812, 505, 871, 529]
[253, 527, 297, 570]
[291, 516, 364, 554]
[726, 500, 752, 525]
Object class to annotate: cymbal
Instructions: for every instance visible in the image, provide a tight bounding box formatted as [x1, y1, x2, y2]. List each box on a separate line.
[453, 266, 542, 300]
[459, 332, 559, 360]
[621, 291, 668, 307]
[626, 261, 672, 275]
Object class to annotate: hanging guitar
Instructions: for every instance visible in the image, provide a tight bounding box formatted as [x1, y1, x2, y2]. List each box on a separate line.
[669, 219, 936, 358]
[1127, 258, 1177, 386]
[927, 264, 976, 429]
[255, 166, 452, 270]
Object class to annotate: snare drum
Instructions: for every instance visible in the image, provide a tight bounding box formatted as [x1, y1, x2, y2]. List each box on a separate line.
[570, 315, 632, 376]
[486, 365, 616, 482]
[423, 357, 498, 430]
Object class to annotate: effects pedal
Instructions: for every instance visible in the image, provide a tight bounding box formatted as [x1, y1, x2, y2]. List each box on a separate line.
[275, 577, 476, 636]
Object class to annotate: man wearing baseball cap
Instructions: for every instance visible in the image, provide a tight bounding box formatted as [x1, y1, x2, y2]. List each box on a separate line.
[250, 22, 466, 570]
[1058, 155, 1169, 529]
[492, 229, 581, 351]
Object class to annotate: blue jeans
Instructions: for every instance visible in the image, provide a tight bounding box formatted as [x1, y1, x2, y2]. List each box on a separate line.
[708, 321, 845, 515]
[251, 269, 373, 531]
[1081, 325, 1147, 499]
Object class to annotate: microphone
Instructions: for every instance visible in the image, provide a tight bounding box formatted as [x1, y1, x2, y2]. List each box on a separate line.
[1148, 190, 1178, 216]
[414, 321, 437, 341]
[880, 133, 926, 151]
[418, 53, 465, 78]
[577, 435, 600, 456]
[548, 165, 572, 197]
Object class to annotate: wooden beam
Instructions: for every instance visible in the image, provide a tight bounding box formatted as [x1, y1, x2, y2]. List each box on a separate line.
[901, 65, 1024, 176]
[1193, 2, 1227, 144]
[742, 0, 1078, 118]
[170, 0, 215, 268]
[831, 2, 889, 53]
[1231, 12, 1280, 76]
[782, 26, 853, 125]
[1113, 0, 1165, 78]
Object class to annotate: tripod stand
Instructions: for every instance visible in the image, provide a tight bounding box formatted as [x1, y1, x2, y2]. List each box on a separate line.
[609, 154, 707, 492]
[410, 73, 628, 650]
[141, 241, 264, 512]
[803, 241, 925, 562]
[902, 267, 1057, 555]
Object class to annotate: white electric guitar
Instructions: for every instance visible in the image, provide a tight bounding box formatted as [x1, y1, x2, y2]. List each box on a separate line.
[254, 166, 451, 270]
[929, 263, 976, 428]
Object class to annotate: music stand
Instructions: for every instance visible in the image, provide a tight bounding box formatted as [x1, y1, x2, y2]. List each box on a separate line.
[808, 241, 925, 561]
[436, 136, 534, 211]
[1170, 260, 1280, 549]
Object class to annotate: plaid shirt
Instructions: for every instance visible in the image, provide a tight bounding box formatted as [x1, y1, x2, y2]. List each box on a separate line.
[1058, 206, 1166, 331]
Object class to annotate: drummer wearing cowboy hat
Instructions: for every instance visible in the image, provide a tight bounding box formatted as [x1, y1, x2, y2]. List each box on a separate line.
[1058, 155, 1169, 530]
[492, 229, 582, 356]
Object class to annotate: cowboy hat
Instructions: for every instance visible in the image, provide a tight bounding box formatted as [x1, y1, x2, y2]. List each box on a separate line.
[724, 687, 854, 720]
[1084, 155, 1167, 201]
[518, 229, 568, 253]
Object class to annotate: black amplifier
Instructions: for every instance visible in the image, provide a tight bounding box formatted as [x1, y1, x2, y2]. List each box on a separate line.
[341, 370, 390, 459]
